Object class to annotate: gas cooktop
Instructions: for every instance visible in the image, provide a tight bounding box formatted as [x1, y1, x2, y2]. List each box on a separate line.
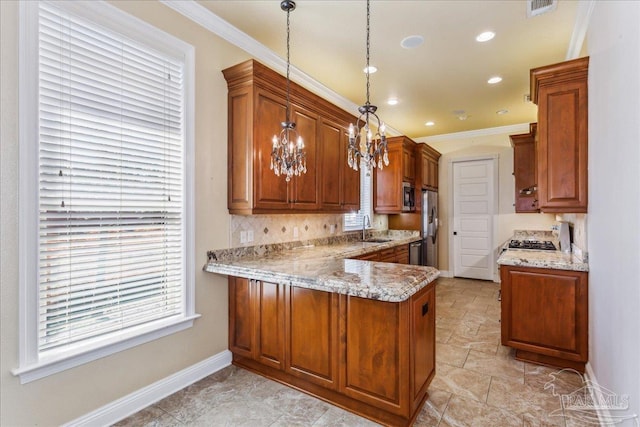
[508, 240, 557, 251]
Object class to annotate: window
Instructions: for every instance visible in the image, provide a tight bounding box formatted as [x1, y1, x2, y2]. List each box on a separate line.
[15, 1, 196, 383]
[344, 165, 373, 231]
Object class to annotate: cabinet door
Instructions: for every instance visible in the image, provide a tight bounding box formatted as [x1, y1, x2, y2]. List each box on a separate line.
[256, 281, 285, 369]
[286, 287, 339, 389]
[319, 119, 343, 210]
[501, 267, 588, 363]
[228, 277, 254, 358]
[402, 143, 416, 183]
[411, 285, 435, 408]
[428, 158, 439, 190]
[253, 89, 290, 210]
[421, 155, 430, 190]
[342, 295, 410, 416]
[378, 248, 398, 263]
[512, 136, 538, 212]
[395, 245, 409, 264]
[341, 127, 361, 211]
[290, 106, 319, 210]
[536, 78, 588, 212]
[373, 144, 403, 213]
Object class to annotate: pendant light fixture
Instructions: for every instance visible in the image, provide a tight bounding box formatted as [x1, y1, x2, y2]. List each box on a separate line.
[270, 0, 306, 182]
[347, 0, 389, 174]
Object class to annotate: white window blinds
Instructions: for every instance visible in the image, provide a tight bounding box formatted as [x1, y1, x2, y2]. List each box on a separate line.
[344, 165, 373, 231]
[37, 2, 186, 352]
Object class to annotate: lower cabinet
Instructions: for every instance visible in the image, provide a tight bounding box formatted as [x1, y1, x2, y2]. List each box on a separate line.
[352, 243, 411, 264]
[228, 276, 436, 427]
[500, 265, 588, 372]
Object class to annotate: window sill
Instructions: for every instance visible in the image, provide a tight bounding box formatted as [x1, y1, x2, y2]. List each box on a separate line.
[12, 314, 200, 384]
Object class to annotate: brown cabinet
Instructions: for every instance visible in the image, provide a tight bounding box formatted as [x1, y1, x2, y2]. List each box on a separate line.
[374, 136, 417, 214]
[286, 286, 340, 389]
[318, 118, 360, 212]
[228, 276, 437, 426]
[531, 57, 588, 213]
[228, 277, 285, 369]
[500, 265, 588, 372]
[223, 60, 359, 214]
[417, 143, 440, 191]
[351, 243, 411, 264]
[510, 123, 539, 213]
[402, 142, 416, 183]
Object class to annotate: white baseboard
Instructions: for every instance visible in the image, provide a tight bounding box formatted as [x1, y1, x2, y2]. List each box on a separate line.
[437, 270, 453, 278]
[63, 350, 233, 427]
[584, 362, 608, 427]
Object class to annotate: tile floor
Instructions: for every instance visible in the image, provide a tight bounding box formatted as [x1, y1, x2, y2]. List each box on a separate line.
[114, 277, 591, 427]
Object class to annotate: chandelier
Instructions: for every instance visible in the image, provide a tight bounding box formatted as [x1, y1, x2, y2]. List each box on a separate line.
[270, 0, 306, 182]
[347, 0, 389, 174]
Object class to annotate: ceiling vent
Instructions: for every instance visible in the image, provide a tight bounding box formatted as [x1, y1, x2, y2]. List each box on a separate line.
[527, 0, 557, 17]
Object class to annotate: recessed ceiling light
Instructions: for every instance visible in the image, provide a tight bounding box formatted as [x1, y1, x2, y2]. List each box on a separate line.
[425, 121, 435, 126]
[476, 31, 495, 42]
[496, 109, 509, 115]
[400, 35, 424, 49]
[487, 76, 503, 84]
[363, 65, 377, 74]
[387, 98, 398, 106]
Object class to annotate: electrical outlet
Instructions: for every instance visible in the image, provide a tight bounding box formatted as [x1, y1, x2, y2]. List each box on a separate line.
[247, 229, 254, 242]
[240, 231, 247, 244]
[293, 226, 299, 239]
[330, 224, 335, 234]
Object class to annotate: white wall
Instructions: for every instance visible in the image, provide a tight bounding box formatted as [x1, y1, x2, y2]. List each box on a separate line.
[0, 1, 249, 425]
[419, 130, 557, 277]
[587, 1, 640, 424]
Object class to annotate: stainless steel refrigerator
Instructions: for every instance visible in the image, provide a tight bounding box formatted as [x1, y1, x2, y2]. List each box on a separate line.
[422, 190, 438, 267]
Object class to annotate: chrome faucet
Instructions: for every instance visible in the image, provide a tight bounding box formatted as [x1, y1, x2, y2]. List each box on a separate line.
[362, 214, 371, 241]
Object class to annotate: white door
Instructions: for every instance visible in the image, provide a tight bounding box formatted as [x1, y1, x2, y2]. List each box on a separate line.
[452, 159, 496, 280]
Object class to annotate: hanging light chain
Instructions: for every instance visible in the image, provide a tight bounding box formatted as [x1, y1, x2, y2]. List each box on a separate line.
[365, 0, 371, 107]
[347, 0, 389, 175]
[270, 0, 307, 182]
[285, 3, 291, 123]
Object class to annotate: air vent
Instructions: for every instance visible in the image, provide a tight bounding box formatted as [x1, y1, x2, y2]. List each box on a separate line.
[527, 0, 557, 17]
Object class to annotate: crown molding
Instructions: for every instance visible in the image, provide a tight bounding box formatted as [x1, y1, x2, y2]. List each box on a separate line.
[159, 0, 402, 136]
[417, 123, 531, 143]
[566, 0, 595, 60]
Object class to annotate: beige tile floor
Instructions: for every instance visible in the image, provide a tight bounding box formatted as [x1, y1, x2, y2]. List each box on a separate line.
[114, 278, 590, 427]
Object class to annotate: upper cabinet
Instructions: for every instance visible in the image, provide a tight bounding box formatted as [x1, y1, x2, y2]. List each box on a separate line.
[373, 136, 416, 214]
[417, 143, 441, 191]
[531, 57, 589, 213]
[510, 123, 539, 213]
[223, 60, 360, 215]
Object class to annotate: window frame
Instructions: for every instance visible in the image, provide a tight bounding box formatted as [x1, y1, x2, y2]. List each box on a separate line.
[344, 164, 374, 231]
[14, 0, 197, 384]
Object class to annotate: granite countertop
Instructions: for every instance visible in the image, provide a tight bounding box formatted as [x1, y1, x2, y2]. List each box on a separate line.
[497, 230, 589, 272]
[205, 232, 440, 302]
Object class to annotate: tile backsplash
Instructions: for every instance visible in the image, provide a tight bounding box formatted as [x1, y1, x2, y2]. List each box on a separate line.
[230, 213, 388, 247]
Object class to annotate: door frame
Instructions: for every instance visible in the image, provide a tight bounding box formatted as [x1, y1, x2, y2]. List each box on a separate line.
[448, 155, 499, 282]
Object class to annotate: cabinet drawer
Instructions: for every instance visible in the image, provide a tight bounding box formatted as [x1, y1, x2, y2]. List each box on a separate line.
[395, 246, 409, 264]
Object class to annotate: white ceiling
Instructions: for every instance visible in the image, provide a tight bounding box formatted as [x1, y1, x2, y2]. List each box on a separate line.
[196, 0, 583, 138]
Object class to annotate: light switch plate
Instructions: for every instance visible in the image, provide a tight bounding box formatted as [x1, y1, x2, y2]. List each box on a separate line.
[247, 230, 254, 242]
[240, 231, 247, 244]
[293, 227, 299, 239]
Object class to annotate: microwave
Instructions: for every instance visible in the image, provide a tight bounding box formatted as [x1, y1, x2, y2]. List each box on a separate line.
[402, 182, 415, 211]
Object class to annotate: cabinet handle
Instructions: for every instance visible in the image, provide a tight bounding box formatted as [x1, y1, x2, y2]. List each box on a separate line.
[422, 302, 429, 316]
